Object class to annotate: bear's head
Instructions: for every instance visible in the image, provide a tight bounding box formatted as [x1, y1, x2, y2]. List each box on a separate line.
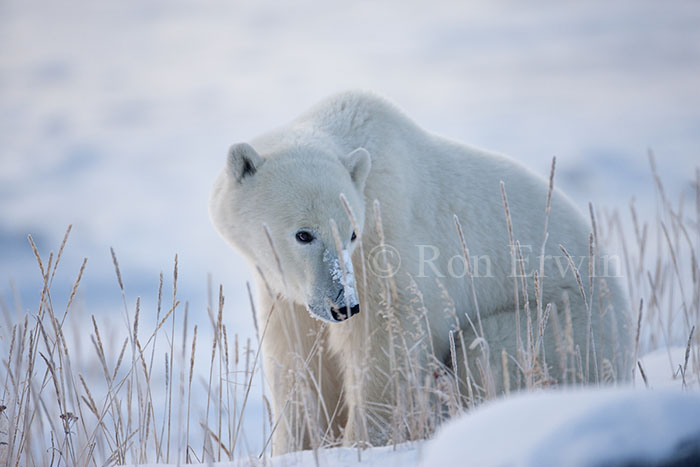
[210, 142, 371, 323]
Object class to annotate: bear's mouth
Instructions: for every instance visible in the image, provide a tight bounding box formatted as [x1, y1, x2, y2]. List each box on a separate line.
[330, 304, 360, 322]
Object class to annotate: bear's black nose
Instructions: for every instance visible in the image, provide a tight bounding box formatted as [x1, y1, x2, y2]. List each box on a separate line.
[330, 304, 360, 322]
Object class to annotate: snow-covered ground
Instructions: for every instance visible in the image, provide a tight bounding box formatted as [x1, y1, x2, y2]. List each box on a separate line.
[424, 389, 700, 467]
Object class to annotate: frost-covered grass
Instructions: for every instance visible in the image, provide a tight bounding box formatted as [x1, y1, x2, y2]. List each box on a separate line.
[1, 158, 698, 466]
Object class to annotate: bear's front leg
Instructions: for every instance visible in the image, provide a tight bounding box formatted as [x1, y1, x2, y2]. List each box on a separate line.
[333, 296, 448, 448]
[258, 293, 345, 454]
[331, 315, 414, 448]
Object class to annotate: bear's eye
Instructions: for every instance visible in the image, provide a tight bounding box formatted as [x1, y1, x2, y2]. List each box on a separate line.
[295, 230, 315, 244]
[351, 231, 357, 242]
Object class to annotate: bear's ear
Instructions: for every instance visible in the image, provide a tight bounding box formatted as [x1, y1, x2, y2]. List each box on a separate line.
[340, 147, 371, 191]
[227, 143, 264, 182]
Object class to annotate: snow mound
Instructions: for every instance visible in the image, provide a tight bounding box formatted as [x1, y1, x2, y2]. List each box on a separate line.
[422, 389, 700, 467]
[263, 443, 420, 467]
[139, 442, 421, 467]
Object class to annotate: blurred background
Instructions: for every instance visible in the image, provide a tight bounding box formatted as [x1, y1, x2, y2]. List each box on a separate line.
[1, 0, 699, 351]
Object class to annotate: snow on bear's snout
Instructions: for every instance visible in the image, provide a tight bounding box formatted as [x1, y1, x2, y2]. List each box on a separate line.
[305, 249, 360, 323]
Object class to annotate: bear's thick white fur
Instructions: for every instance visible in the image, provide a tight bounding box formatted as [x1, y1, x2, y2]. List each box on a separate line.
[210, 91, 631, 454]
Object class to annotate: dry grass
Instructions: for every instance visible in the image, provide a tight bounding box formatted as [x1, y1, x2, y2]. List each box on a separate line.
[0, 237, 266, 465]
[1, 157, 698, 465]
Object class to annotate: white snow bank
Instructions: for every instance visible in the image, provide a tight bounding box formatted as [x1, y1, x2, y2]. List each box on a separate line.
[263, 443, 420, 467]
[422, 388, 700, 467]
[138, 442, 421, 467]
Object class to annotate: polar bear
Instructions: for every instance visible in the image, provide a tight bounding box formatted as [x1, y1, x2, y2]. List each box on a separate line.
[209, 91, 631, 454]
